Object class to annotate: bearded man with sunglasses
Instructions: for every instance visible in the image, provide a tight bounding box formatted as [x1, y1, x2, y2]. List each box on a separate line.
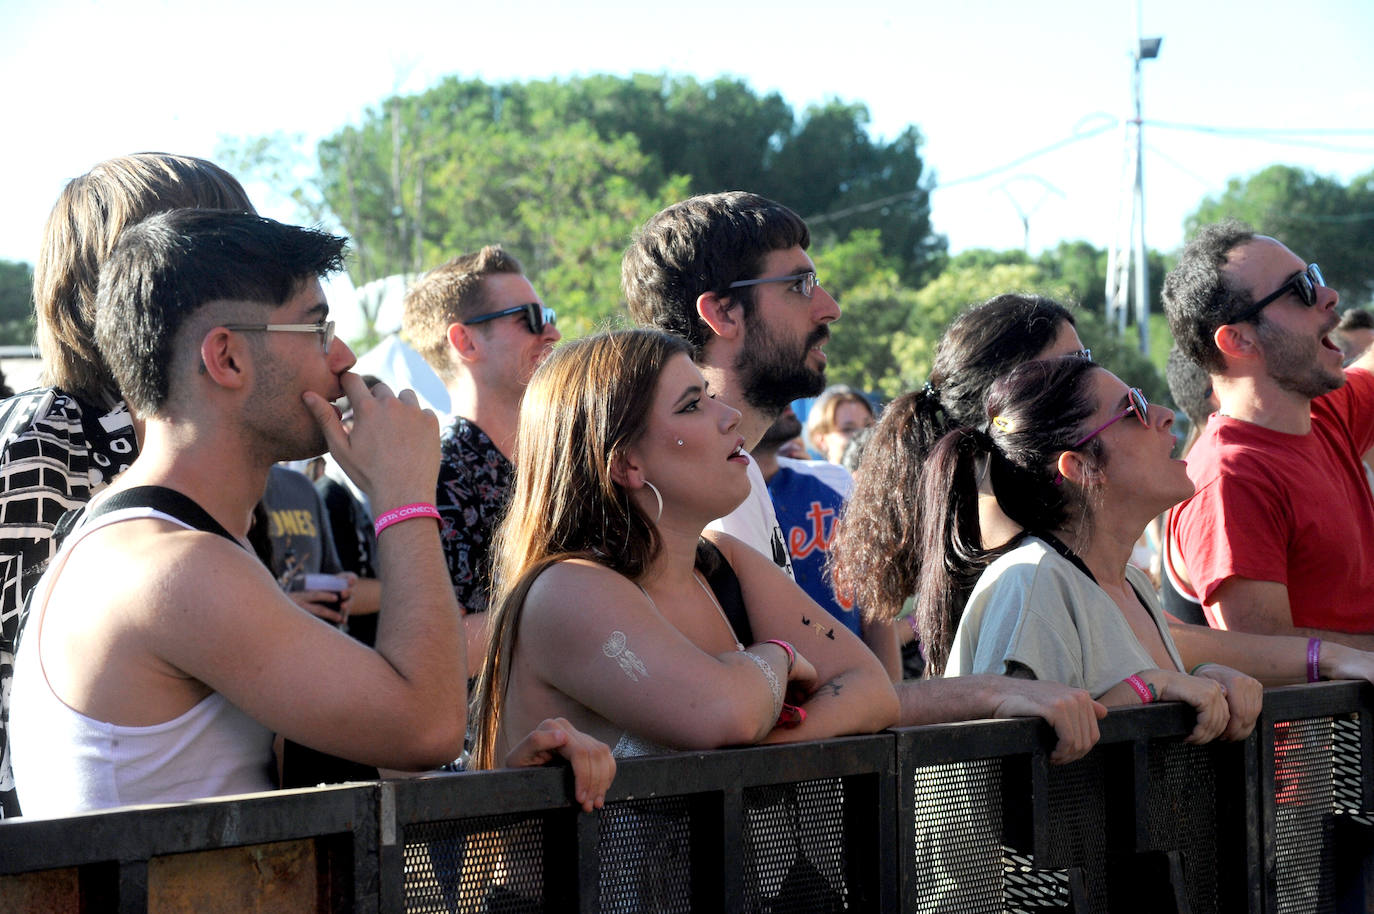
[1164, 220, 1374, 646]
[402, 247, 561, 677]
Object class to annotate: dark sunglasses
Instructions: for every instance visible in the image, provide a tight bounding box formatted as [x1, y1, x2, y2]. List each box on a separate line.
[1053, 387, 1149, 485]
[1230, 264, 1324, 324]
[1071, 387, 1149, 448]
[463, 303, 556, 334]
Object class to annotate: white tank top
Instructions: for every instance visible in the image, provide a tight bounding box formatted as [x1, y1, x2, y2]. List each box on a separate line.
[10, 506, 275, 818]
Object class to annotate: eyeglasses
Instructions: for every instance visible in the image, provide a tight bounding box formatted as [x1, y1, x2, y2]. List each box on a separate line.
[463, 303, 556, 334]
[727, 271, 821, 299]
[1053, 387, 1149, 485]
[222, 320, 335, 353]
[1230, 264, 1325, 324]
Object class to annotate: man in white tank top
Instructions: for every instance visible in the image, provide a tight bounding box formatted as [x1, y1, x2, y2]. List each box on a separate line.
[9, 210, 612, 816]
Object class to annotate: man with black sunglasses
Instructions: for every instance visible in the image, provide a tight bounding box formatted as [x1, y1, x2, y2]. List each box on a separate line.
[1164, 220, 1374, 648]
[402, 246, 560, 676]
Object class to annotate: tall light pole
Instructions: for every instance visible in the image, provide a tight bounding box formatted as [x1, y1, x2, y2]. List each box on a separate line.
[1105, 4, 1161, 355]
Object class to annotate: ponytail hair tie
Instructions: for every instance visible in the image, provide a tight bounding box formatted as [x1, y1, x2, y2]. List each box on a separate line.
[991, 415, 1014, 433]
[922, 381, 940, 399]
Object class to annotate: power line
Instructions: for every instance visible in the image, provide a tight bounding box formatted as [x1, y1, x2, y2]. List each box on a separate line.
[806, 122, 1117, 224]
[1144, 120, 1374, 136]
[1145, 121, 1374, 154]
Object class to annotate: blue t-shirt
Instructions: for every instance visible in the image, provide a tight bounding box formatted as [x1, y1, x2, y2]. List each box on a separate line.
[765, 465, 862, 638]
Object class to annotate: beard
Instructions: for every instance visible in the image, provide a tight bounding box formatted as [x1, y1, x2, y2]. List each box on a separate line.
[1256, 317, 1344, 400]
[735, 320, 829, 417]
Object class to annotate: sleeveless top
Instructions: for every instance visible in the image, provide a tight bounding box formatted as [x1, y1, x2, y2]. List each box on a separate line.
[10, 501, 274, 817]
[609, 540, 750, 760]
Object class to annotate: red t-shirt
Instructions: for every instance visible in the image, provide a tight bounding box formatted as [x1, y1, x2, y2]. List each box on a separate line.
[1169, 368, 1374, 632]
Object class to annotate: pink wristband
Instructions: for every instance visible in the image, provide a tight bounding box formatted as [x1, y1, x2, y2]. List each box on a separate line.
[1125, 674, 1154, 704]
[373, 502, 440, 537]
[1307, 638, 1322, 683]
[763, 639, 796, 674]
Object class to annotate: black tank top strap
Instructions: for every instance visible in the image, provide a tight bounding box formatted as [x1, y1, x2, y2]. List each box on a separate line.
[71, 485, 243, 549]
[695, 538, 754, 646]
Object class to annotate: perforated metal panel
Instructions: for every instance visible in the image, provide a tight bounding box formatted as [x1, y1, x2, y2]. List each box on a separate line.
[1147, 740, 1219, 914]
[1272, 716, 1336, 914]
[598, 796, 693, 914]
[742, 777, 849, 913]
[1331, 713, 1366, 823]
[1002, 848, 1070, 912]
[1044, 754, 1109, 913]
[908, 758, 1004, 913]
[403, 813, 546, 913]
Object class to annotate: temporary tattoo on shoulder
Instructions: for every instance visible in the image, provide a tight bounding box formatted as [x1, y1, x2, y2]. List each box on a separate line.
[801, 614, 836, 640]
[603, 630, 649, 682]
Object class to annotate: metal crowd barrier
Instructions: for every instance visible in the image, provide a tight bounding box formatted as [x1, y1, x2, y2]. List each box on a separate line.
[0, 681, 1370, 913]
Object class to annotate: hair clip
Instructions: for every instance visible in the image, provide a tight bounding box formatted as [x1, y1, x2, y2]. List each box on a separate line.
[991, 415, 1014, 433]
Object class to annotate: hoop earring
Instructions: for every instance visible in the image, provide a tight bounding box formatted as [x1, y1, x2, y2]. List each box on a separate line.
[644, 480, 664, 523]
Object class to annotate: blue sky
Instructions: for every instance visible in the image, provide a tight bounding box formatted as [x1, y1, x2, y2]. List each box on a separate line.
[2, 0, 1370, 276]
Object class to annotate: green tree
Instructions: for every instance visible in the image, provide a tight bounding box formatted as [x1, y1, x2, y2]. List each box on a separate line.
[0, 260, 34, 346]
[221, 72, 947, 342]
[1187, 165, 1374, 307]
[223, 86, 687, 346]
[879, 260, 1167, 404]
[812, 230, 914, 394]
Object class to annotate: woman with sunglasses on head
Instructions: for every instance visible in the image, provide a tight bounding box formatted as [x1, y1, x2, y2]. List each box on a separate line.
[918, 357, 1247, 740]
[471, 329, 898, 768]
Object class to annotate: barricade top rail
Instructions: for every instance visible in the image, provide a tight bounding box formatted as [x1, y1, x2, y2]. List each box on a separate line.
[0, 781, 368, 873]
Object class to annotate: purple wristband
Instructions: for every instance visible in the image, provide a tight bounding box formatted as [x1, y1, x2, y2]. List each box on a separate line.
[1307, 638, 1322, 683]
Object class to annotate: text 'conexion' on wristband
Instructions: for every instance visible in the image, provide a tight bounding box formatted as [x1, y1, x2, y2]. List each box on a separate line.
[1125, 674, 1155, 704]
[373, 502, 440, 537]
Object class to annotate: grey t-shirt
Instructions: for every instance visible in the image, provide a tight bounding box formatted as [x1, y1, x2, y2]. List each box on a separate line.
[945, 536, 1182, 697]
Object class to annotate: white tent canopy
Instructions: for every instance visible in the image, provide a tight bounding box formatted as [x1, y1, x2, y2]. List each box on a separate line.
[350, 334, 449, 416]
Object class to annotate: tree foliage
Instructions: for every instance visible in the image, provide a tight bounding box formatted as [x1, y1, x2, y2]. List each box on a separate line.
[1187, 165, 1374, 307]
[0, 260, 34, 347]
[220, 73, 944, 346]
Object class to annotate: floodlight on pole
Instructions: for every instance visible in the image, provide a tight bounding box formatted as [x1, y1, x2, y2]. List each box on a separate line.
[1105, 2, 1162, 357]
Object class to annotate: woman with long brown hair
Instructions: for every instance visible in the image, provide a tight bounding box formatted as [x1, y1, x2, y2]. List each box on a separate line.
[471, 329, 897, 766]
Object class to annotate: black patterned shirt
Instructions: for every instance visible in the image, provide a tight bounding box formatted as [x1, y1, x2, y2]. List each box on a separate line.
[435, 417, 513, 614]
[0, 388, 138, 818]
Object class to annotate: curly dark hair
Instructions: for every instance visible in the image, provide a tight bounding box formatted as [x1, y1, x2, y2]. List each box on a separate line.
[1162, 220, 1256, 374]
[829, 294, 1074, 634]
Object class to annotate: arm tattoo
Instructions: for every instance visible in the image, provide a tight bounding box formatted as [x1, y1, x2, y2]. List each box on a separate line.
[801, 614, 836, 640]
[603, 631, 649, 682]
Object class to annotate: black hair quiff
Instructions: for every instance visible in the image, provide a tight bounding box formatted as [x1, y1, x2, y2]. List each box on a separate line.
[95, 209, 347, 415]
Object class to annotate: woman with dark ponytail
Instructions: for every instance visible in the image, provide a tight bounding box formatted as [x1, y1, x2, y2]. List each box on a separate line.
[832, 294, 1086, 648]
[835, 293, 1374, 729]
[920, 357, 1250, 742]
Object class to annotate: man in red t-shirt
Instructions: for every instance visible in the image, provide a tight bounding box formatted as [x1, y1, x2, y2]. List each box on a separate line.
[1165, 221, 1374, 645]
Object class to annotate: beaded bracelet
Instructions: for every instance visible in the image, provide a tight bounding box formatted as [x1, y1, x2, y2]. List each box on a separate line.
[741, 650, 784, 719]
[1124, 674, 1156, 704]
[1307, 638, 1323, 684]
[763, 639, 796, 674]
